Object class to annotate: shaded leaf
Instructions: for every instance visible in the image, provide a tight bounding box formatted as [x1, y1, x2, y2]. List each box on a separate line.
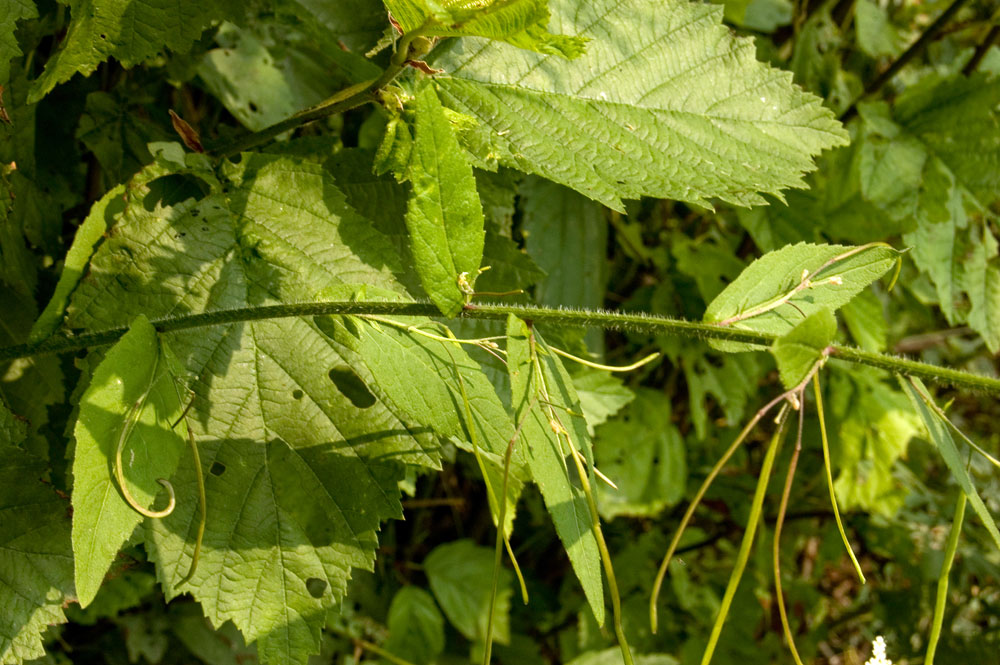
[0, 416, 75, 665]
[424, 539, 512, 644]
[0, 0, 36, 88]
[29, 0, 242, 102]
[385, 586, 445, 665]
[594, 389, 685, 519]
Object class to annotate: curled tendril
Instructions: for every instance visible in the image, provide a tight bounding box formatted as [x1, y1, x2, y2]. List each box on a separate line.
[113, 358, 176, 519]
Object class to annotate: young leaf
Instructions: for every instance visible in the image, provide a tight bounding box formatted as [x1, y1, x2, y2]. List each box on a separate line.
[434, 0, 849, 211]
[770, 308, 835, 389]
[704, 242, 898, 352]
[506, 315, 605, 625]
[28, 0, 242, 103]
[384, 0, 585, 57]
[406, 85, 486, 316]
[67, 153, 436, 665]
[0, 409, 74, 665]
[71, 314, 186, 607]
[424, 539, 513, 644]
[385, 587, 445, 665]
[900, 377, 1000, 551]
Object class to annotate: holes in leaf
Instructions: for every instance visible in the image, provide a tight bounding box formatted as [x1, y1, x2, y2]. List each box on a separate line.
[210, 462, 226, 477]
[328, 368, 375, 408]
[248, 102, 259, 113]
[306, 578, 327, 598]
[292, 389, 304, 400]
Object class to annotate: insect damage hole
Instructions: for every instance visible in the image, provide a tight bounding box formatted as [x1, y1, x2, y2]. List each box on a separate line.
[210, 462, 226, 476]
[328, 368, 376, 408]
[306, 578, 327, 598]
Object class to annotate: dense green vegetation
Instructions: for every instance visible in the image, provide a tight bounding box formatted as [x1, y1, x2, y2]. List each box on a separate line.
[1, 1, 998, 664]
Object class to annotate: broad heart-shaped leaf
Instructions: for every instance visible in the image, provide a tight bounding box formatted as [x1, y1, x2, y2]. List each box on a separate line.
[0, 411, 74, 665]
[770, 308, 835, 389]
[900, 377, 1000, 551]
[704, 243, 898, 352]
[407, 85, 486, 316]
[424, 539, 512, 645]
[65, 151, 439, 665]
[0, 0, 36, 87]
[28, 0, 241, 103]
[385, 0, 585, 57]
[385, 586, 445, 665]
[433, 0, 848, 211]
[506, 315, 604, 625]
[72, 314, 186, 607]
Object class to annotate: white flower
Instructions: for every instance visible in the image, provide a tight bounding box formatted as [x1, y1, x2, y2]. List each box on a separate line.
[864, 636, 893, 665]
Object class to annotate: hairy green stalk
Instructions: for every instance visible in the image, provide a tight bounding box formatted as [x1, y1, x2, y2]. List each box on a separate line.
[8, 301, 1000, 396]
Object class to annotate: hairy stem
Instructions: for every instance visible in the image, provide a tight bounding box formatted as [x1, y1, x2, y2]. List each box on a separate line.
[6, 301, 1000, 395]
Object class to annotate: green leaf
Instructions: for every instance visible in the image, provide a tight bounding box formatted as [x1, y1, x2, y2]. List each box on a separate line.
[67, 153, 437, 665]
[71, 314, 186, 607]
[521, 176, 607, 351]
[384, 0, 585, 57]
[315, 308, 524, 534]
[29, 0, 241, 103]
[900, 377, 1000, 551]
[75, 89, 165, 187]
[567, 647, 679, 665]
[0, 440, 74, 665]
[434, 0, 848, 211]
[770, 308, 835, 389]
[703, 242, 898, 352]
[829, 368, 919, 516]
[594, 389, 686, 520]
[506, 315, 604, 625]
[385, 587, 445, 665]
[406, 85, 486, 316]
[855, 0, 902, 58]
[278, 0, 388, 52]
[424, 539, 512, 644]
[572, 370, 634, 436]
[197, 21, 380, 132]
[0, 0, 36, 87]
[30, 183, 126, 343]
[840, 288, 886, 352]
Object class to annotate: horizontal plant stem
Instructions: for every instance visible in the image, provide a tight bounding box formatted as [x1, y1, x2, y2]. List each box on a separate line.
[3, 300, 1000, 395]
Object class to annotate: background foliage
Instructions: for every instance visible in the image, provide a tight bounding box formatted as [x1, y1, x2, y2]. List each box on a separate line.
[1, 0, 999, 664]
